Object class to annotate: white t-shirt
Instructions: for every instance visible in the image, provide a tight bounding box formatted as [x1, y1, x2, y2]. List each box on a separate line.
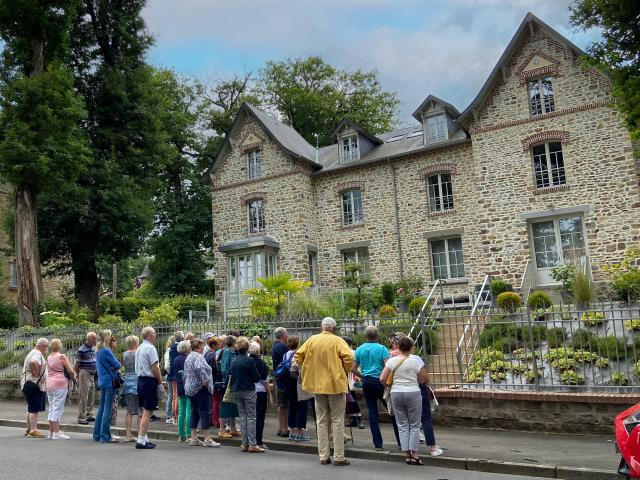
[385, 355, 422, 393]
[21, 349, 46, 389]
[135, 340, 159, 378]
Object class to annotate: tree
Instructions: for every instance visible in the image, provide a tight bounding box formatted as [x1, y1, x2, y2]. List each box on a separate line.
[259, 56, 399, 147]
[571, 0, 640, 138]
[244, 273, 311, 319]
[37, 0, 165, 317]
[146, 70, 213, 296]
[0, 1, 88, 324]
[341, 263, 371, 318]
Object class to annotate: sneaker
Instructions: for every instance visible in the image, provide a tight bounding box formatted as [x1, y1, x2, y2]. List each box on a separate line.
[86, 416, 96, 422]
[295, 434, 312, 442]
[430, 447, 444, 457]
[203, 438, 221, 448]
[126, 436, 136, 442]
[165, 417, 175, 425]
[111, 434, 121, 442]
[288, 432, 296, 441]
[52, 432, 70, 440]
[189, 439, 204, 446]
[177, 436, 186, 443]
[47, 432, 52, 439]
[27, 430, 45, 438]
[150, 414, 159, 422]
[135, 441, 156, 449]
[258, 444, 269, 450]
[77, 419, 89, 425]
[374, 447, 385, 451]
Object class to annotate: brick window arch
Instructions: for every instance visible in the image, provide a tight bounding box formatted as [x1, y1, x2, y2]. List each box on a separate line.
[521, 130, 570, 152]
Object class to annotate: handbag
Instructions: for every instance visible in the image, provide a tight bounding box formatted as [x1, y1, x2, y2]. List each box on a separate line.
[428, 385, 439, 412]
[383, 356, 409, 416]
[222, 377, 236, 404]
[99, 351, 123, 389]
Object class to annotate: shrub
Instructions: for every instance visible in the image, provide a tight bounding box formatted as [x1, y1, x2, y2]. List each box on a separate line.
[545, 327, 567, 348]
[15, 340, 26, 350]
[596, 336, 628, 361]
[524, 368, 544, 384]
[0, 299, 18, 330]
[287, 292, 323, 317]
[408, 297, 426, 316]
[573, 271, 594, 307]
[512, 348, 541, 362]
[611, 271, 640, 303]
[97, 314, 124, 326]
[380, 282, 396, 306]
[581, 311, 607, 327]
[573, 349, 599, 363]
[611, 372, 629, 386]
[378, 304, 396, 318]
[395, 275, 423, 303]
[490, 371, 507, 382]
[488, 360, 509, 372]
[0, 340, 5, 350]
[510, 363, 529, 374]
[490, 278, 510, 297]
[570, 329, 596, 349]
[466, 368, 485, 383]
[595, 357, 610, 369]
[497, 292, 521, 313]
[561, 370, 585, 385]
[135, 303, 179, 326]
[626, 319, 640, 332]
[527, 291, 553, 310]
[551, 357, 577, 372]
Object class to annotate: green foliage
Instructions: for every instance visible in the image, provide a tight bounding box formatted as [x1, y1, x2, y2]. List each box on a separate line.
[244, 273, 311, 319]
[408, 297, 427, 316]
[490, 371, 507, 382]
[634, 360, 640, 377]
[340, 263, 372, 317]
[596, 335, 628, 361]
[580, 311, 607, 327]
[0, 340, 5, 350]
[234, 321, 270, 339]
[570, 329, 596, 349]
[595, 357, 610, 369]
[135, 303, 178, 327]
[0, 298, 18, 329]
[551, 356, 577, 372]
[15, 340, 26, 350]
[258, 56, 399, 147]
[490, 278, 510, 297]
[97, 314, 124, 326]
[497, 292, 521, 313]
[550, 264, 576, 294]
[572, 271, 594, 308]
[380, 282, 396, 306]
[466, 368, 485, 383]
[511, 348, 541, 362]
[545, 327, 567, 348]
[603, 245, 640, 303]
[395, 275, 424, 303]
[523, 368, 544, 384]
[611, 371, 630, 386]
[570, 2, 640, 139]
[100, 295, 208, 323]
[287, 292, 324, 317]
[626, 319, 640, 332]
[527, 291, 553, 310]
[561, 370, 586, 385]
[510, 363, 529, 374]
[488, 360, 508, 372]
[378, 304, 396, 318]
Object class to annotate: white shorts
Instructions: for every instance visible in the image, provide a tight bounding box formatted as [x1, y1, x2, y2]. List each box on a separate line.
[47, 389, 67, 422]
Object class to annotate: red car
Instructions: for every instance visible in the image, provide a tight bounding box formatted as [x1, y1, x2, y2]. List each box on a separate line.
[616, 403, 640, 478]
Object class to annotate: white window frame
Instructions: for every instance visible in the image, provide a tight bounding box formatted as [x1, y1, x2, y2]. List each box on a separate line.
[531, 141, 565, 189]
[341, 135, 360, 162]
[247, 150, 261, 179]
[227, 251, 277, 308]
[247, 199, 266, 234]
[528, 77, 555, 116]
[427, 173, 454, 212]
[341, 189, 363, 226]
[425, 114, 448, 143]
[341, 247, 370, 276]
[429, 237, 465, 280]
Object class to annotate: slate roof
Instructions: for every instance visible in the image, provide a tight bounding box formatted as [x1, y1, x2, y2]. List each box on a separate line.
[412, 95, 461, 122]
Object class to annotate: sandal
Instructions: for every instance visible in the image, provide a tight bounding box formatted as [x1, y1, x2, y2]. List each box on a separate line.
[407, 456, 424, 466]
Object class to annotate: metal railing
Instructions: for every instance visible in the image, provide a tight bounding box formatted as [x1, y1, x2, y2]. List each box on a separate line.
[520, 259, 534, 304]
[455, 275, 492, 383]
[409, 279, 440, 357]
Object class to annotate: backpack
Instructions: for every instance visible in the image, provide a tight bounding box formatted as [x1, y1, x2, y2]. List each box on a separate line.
[204, 350, 222, 383]
[274, 351, 293, 390]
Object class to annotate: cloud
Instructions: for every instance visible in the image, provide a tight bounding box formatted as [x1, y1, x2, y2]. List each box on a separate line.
[142, 0, 601, 123]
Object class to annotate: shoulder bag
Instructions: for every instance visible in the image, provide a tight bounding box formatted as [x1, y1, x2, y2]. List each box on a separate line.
[383, 356, 409, 416]
[99, 351, 123, 389]
[222, 376, 236, 404]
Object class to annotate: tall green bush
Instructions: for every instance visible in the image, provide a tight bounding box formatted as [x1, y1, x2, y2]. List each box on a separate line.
[527, 291, 553, 310]
[490, 278, 510, 297]
[572, 271, 594, 308]
[381, 282, 396, 306]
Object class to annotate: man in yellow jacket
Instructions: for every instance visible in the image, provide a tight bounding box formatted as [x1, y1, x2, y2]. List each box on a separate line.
[294, 317, 354, 466]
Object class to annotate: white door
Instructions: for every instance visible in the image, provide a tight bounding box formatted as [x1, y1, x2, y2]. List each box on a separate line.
[530, 215, 586, 285]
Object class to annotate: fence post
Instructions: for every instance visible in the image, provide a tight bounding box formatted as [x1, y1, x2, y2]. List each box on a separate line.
[206, 300, 210, 321]
[526, 306, 540, 391]
[419, 309, 428, 365]
[188, 310, 193, 333]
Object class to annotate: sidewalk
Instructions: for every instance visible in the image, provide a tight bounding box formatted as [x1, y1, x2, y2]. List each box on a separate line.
[0, 399, 619, 479]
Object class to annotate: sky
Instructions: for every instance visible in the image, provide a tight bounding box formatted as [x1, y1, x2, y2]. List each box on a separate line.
[142, 0, 602, 126]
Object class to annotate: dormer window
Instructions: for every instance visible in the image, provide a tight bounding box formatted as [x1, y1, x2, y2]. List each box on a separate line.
[247, 150, 261, 179]
[341, 136, 359, 162]
[529, 77, 555, 116]
[426, 114, 447, 143]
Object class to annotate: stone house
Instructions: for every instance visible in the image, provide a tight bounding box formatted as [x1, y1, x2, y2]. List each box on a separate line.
[206, 12, 640, 310]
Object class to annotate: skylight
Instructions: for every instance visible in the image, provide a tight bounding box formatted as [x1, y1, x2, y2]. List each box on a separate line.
[387, 134, 405, 142]
[407, 129, 423, 138]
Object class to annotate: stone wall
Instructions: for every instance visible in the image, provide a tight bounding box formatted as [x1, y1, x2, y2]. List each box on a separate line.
[431, 389, 639, 435]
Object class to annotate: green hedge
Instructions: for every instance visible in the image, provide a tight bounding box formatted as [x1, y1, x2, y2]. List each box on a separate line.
[100, 296, 211, 322]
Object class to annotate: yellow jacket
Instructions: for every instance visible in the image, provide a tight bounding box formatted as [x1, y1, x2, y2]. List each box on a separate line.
[294, 331, 354, 395]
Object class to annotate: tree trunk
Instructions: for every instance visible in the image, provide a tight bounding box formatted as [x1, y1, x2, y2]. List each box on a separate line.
[72, 252, 100, 320]
[15, 184, 44, 325]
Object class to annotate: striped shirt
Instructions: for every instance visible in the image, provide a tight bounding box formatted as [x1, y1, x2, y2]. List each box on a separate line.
[75, 343, 97, 372]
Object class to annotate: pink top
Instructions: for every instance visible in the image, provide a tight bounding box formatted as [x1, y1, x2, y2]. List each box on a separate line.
[46, 352, 69, 391]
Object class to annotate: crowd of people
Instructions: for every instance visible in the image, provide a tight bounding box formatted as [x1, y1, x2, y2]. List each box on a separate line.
[19, 317, 441, 465]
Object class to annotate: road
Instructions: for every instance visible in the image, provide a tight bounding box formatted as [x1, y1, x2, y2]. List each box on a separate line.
[0, 427, 563, 480]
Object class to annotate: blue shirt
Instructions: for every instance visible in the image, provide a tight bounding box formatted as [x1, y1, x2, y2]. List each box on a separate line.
[96, 348, 121, 390]
[354, 342, 390, 378]
[271, 341, 288, 370]
[75, 343, 97, 372]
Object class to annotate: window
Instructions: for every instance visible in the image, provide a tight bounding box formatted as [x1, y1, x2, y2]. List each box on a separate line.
[248, 199, 265, 233]
[341, 189, 363, 225]
[407, 129, 423, 139]
[342, 248, 370, 276]
[426, 114, 447, 143]
[227, 251, 277, 308]
[528, 77, 555, 116]
[430, 237, 465, 279]
[532, 142, 565, 189]
[247, 150, 261, 179]
[9, 260, 17, 289]
[531, 216, 585, 269]
[427, 173, 454, 212]
[342, 136, 359, 162]
[308, 253, 318, 285]
[387, 134, 405, 142]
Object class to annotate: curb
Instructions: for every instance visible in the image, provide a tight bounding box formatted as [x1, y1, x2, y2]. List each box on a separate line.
[0, 419, 619, 479]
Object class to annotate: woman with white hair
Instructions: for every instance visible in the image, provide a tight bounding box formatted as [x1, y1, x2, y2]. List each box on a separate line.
[249, 341, 270, 449]
[93, 329, 121, 443]
[21, 337, 49, 438]
[45, 339, 76, 439]
[123, 335, 141, 442]
[174, 340, 192, 442]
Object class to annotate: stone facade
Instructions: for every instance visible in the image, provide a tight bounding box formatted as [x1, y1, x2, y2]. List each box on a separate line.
[208, 14, 640, 307]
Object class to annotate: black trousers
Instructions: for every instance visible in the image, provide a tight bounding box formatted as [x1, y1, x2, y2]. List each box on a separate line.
[256, 391, 268, 445]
